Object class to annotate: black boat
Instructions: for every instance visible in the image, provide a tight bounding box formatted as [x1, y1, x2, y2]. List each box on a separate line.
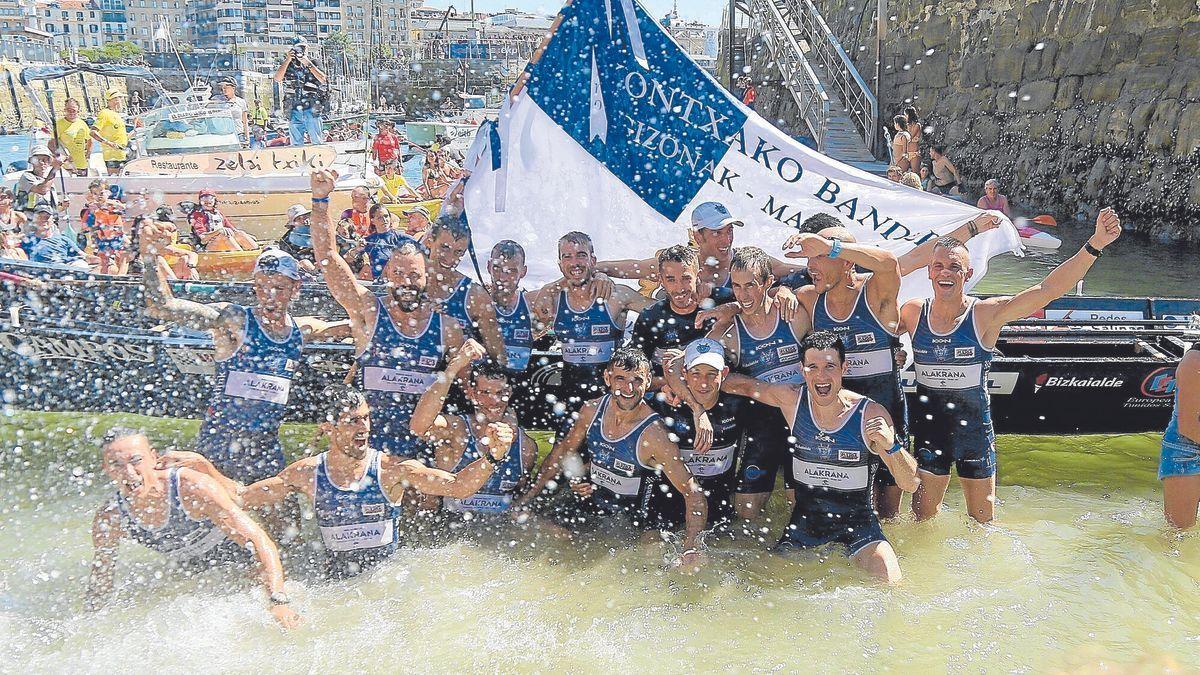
[2, 258, 1196, 434]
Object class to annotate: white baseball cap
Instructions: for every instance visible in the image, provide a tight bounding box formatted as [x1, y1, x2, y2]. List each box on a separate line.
[684, 338, 726, 371]
[253, 249, 302, 280]
[690, 201, 743, 230]
[287, 203, 312, 221]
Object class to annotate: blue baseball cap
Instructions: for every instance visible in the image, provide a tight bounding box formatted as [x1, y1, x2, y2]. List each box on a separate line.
[690, 202, 743, 230]
[253, 249, 302, 280]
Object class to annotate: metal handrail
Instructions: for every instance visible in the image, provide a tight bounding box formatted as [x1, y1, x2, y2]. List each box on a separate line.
[781, 0, 878, 153]
[745, 0, 830, 149]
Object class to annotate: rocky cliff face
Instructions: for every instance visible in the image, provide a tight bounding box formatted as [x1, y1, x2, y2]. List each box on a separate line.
[815, 0, 1200, 243]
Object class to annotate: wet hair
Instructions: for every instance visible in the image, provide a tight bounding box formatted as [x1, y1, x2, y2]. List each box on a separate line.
[657, 244, 698, 270]
[100, 425, 147, 450]
[730, 246, 772, 283]
[607, 346, 651, 375]
[931, 144, 947, 155]
[558, 230, 593, 254]
[491, 239, 525, 263]
[904, 105, 920, 125]
[429, 212, 470, 241]
[901, 172, 923, 189]
[321, 384, 368, 423]
[800, 330, 846, 365]
[934, 235, 967, 254]
[892, 115, 908, 130]
[800, 212, 842, 234]
[468, 358, 510, 387]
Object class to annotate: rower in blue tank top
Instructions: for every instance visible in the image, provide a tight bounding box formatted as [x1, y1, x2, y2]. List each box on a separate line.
[813, 283, 904, 426]
[443, 415, 528, 514]
[355, 296, 446, 457]
[440, 276, 478, 340]
[314, 448, 401, 578]
[198, 304, 303, 483]
[585, 394, 662, 524]
[496, 291, 533, 374]
[733, 311, 805, 384]
[910, 297, 995, 479]
[116, 467, 237, 563]
[554, 289, 621, 396]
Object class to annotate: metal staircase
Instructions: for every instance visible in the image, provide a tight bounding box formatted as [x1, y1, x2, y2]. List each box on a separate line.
[733, 0, 886, 172]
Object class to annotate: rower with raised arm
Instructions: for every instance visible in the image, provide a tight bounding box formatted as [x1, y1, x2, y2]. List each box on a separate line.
[720, 331, 920, 583]
[85, 428, 301, 628]
[899, 208, 1122, 523]
[308, 169, 466, 460]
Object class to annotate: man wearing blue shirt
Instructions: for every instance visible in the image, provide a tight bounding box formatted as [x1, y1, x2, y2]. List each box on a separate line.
[27, 205, 96, 269]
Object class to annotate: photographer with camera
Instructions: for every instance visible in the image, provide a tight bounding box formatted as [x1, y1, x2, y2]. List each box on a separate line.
[272, 37, 328, 147]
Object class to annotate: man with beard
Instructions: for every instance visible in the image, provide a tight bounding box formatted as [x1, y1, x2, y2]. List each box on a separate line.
[164, 385, 516, 579]
[901, 208, 1121, 523]
[421, 213, 506, 365]
[517, 348, 707, 571]
[720, 331, 920, 583]
[528, 231, 654, 425]
[85, 428, 300, 627]
[596, 201, 811, 302]
[309, 170, 465, 459]
[706, 246, 812, 522]
[629, 245, 715, 383]
[410, 340, 536, 519]
[140, 227, 334, 487]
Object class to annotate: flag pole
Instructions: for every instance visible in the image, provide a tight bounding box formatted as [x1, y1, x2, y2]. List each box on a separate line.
[509, 0, 573, 98]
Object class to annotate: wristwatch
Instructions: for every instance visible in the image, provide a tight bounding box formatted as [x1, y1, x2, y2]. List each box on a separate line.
[1083, 242, 1103, 258]
[482, 451, 504, 467]
[269, 591, 291, 606]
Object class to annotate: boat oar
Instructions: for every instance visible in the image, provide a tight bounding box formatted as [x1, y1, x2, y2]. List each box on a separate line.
[1031, 215, 1057, 227]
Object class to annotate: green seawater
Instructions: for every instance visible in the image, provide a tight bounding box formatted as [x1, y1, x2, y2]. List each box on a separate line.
[2, 410, 1198, 672]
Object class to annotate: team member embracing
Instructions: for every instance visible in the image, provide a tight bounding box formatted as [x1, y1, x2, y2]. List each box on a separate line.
[721, 331, 920, 583]
[900, 208, 1122, 523]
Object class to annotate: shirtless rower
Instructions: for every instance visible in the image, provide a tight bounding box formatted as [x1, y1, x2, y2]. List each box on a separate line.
[596, 201, 811, 303]
[167, 385, 516, 578]
[900, 208, 1122, 523]
[706, 246, 812, 522]
[411, 339, 537, 519]
[421, 212, 506, 365]
[140, 226, 335, 488]
[85, 428, 301, 628]
[527, 231, 654, 425]
[309, 169, 465, 459]
[721, 331, 920, 583]
[518, 348, 707, 570]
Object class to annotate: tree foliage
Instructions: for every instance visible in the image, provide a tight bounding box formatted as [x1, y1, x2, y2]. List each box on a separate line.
[77, 41, 145, 63]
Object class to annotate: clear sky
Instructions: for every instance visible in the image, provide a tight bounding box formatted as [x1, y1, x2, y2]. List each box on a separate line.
[417, 0, 722, 25]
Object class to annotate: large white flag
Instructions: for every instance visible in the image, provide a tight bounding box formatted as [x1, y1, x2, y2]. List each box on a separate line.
[463, 0, 1020, 298]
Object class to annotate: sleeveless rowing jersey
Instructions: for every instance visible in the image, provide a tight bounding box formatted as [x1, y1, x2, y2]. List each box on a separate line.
[783, 389, 878, 543]
[495, 291, 533, 373]
[443, 416, 527, 514]
[812, 281, 906, 434]
[711, 275, 734, 305]
[652, 393, 745, 480]
[734, 311, 804, 384]
[314, 449, 400, 578]
[554, 291, 621, 398]
[355, 298, 445, 456]
[116, 468, 229, 561]
[586, 396, 661, 520]
[440, 276, 478, 341]
[205, 305, 302, 435]
[911, 299, 993, 415]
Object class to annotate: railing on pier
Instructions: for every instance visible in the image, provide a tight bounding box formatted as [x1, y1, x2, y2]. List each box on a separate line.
[745, 0, 831, 150]
[781, 0, 878, 154]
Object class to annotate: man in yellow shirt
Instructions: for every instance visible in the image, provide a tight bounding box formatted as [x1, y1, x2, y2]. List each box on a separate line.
[376, 159, 419, 203]
[90, 89, 129, 175]
[51, 98, 92, 176]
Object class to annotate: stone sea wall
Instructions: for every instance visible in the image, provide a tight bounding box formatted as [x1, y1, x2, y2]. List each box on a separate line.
[815, 0, 1200, 243]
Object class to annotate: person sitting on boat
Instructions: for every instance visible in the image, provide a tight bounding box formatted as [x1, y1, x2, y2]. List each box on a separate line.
[278, 203, 323, 279]
[189, 188, 259, 252]
[421, 146, 462, 200]
[899, 208, 1122, 524]
[346, 204, 403, 280]
[402, 205, 431, 238]
[90, 88, 130, 176]
[976, 179, 1012, 217]
[84, 198, 129, 275]
[0, 187, 27, 256]
[82, 179, 109, 229]
[132, 208, 198, 280]
[84, 427, 301, 628]
[371, 119, 403, 172]
[27, 204, 97, 269]
[1161, 333, 1200, 529]
[15, 145, 64, 215]
[377, 159, 420, 204]
[160, 384, 518, 579]
[339, 186, 374, 239]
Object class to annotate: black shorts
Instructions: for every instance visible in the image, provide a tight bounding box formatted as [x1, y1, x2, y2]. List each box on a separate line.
[647, 471, 737, 532]
[735, 401, 793, 494]
[776, 509, 887, 556]
[911, 390, 996, 480]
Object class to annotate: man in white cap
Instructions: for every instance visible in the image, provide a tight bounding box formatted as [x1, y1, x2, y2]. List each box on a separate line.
[139, 225, 340, 535]
[273, 36, 328, 146]
[214, 77, 250, 145]
[596, 201, 810, 302]
[15, 145, 64, 213]
[90, 88, 130, 175]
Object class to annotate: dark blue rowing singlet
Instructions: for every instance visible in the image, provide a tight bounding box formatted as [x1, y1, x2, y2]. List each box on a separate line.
[585, 395, 661, 521]
[116, 468, 229, 561]
[204, 305, 302, 435]
[554, 290, 621, 400]
[314, 449, 400, 578]
[355, 298, 445, 456]
[440, 276, 478, 341]
[495, 291, 533, 373]
[443, 415, 527, 514]
[734, 310, 804, 384]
